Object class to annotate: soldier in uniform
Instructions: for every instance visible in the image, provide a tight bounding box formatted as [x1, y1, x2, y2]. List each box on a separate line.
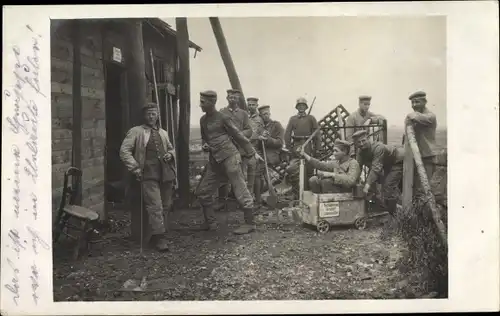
[300, 139, 361, 193]
[284, 97, 322, 193]
[351, 130, 404, 216]
[218, 89, 256, 202]
[345, 95, 386, 141]
[196, 90, 257, 235]
[405, 91, 437, 199]
[254, 105, 285, 205]
[120, 102, 176, 252]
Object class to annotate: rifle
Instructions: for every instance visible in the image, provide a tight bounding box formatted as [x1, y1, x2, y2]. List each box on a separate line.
[307, 96, 317, 115]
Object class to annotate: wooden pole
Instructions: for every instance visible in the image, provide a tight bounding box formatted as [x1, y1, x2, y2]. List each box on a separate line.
[405, 124, 448, 248]
[402, 138, 414, 209]
[123, 19, 148, 243]
[149, 49, 162, 129]
[175, 17, 191, 207]
[209, 17, 247, 111]
[71, 20, 83, 206]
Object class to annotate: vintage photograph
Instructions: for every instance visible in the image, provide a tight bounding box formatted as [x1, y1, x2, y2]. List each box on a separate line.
[50, 16, 448, 301]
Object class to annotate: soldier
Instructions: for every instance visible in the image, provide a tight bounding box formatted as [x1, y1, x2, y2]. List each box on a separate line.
[219, 89, 256, 201]
[300, 139, 361, 193]
[119, 102, 176, 252]
[345, 95, 386, 141]
[405, 91, 437, 199]
[254, 105, 285, 205]
[284, 97, 322, 193]
[351, 130, 404, 216]
[196, 90, 257, 234]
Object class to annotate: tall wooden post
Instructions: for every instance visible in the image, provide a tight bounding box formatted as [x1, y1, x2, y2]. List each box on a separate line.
[175, 18, 192, 207]
[124, 19, 147, 127]
[123, 19, 148, 243]
[209, 17, 247, 111]
[71, 20, 83, 205]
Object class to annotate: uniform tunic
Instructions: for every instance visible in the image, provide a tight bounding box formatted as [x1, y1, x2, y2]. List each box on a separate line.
[120, 125, 176, 236]
[356, 141, 404, 204]
[220, 106, 253, 156]
[219, 106, 256, 194]
[345, 109, 384, 140]
[408, 108, 437, 158]
[249, 112, 265, 148]
[307, 157, 361, 193]
[406, 108, 438, 200]
[196, 110, 255, 223]
[284, 113, 321, 153]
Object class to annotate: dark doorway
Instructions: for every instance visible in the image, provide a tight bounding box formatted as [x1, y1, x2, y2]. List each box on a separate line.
[104, 62, 126, 203]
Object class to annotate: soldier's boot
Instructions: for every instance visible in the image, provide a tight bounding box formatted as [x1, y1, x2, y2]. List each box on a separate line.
[149, 234, 169, 252]
[233, 207, 256, 235]
[201, 206, 219, 231]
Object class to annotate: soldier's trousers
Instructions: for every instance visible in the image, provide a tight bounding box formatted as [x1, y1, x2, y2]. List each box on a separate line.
[218, 155, 257, 200]
[141, 180, 173, 235]
[380, 163, 403, 214]
[309, 176, 347, 193]
[196, 154, 254, 224]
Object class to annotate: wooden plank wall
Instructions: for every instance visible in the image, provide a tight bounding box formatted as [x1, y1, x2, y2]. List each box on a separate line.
[51, 21, 107, 218]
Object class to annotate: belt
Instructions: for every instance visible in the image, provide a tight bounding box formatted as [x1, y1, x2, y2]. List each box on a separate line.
[292, 135, 311, 140]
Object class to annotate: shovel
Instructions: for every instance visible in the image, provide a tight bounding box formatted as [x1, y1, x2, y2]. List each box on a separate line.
[261, 140, 279, 208]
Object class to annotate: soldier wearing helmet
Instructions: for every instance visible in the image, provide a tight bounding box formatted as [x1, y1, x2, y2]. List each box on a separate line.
[284, 97, 322, 194]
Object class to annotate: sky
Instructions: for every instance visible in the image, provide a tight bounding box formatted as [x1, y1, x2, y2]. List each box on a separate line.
[163, 16, 447, 128]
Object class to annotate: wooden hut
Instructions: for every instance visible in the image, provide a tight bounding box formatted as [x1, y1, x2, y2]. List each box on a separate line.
[51, 18, 201, 221]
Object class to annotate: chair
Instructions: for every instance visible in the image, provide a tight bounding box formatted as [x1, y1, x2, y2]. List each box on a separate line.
[53, 167, 99, 260]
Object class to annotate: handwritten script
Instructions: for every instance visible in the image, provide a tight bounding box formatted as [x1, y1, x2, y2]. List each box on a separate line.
[3, 24, 48, 308]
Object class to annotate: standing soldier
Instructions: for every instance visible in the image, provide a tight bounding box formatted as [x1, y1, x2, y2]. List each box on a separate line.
[405, 91, 437, 199]
[196, 90, 257, 235]
[345, 95, 386, 141]
[254, 105, 285, 205]
[284, 97, 322, 193]
[218, 89, 255, 203]
[351, 130, 404, 216]
[247, 97, 265, 201]
[120, 102, 176, 252]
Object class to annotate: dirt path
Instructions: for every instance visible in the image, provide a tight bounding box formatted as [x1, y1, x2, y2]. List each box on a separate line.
[53, 208, 416, 301]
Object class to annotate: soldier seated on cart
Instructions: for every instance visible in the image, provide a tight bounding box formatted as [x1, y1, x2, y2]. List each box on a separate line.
[300, 139, 361, 194]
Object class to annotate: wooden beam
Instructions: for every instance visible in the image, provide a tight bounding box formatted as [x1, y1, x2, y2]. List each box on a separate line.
[402, 137, 414, 209]
[124, 19, 147, 128]
[405, 124, 447, 248]
[209, 17, 247, 111]
[71, 20, 83, 205]
[123, 19, 148, 244]
[175, 18, 191, 208]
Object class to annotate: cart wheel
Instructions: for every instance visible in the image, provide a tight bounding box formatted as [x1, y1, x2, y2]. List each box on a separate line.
[354, 217, 367, 230]
[316, 220, 330, 234]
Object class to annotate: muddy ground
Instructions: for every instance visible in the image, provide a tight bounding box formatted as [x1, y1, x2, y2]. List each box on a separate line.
[53, 205, 427, 301]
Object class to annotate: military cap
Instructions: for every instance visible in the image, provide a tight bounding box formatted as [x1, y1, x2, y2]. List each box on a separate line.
[351, 130, 368, 140]
[227, 88, 242, 95]
[258, 105, 270, 112]
[359, 95, 372, 101]
[333, 139, 352, 151]
[247, 97, 259, 102]
[200, 90, 217, 98]
[142, 102, 159, 111]
[409, 91, 426, 100]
